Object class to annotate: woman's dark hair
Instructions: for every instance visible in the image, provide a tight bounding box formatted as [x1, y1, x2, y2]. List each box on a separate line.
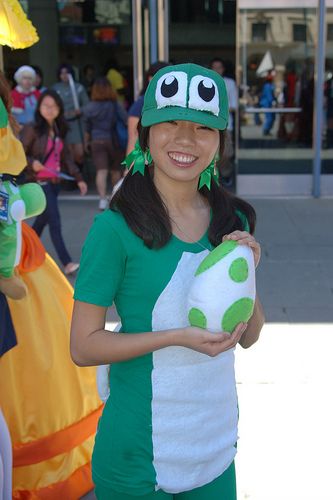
[34, 89, 68, 138]
[111, 123, 256, 249]
[91, 77, 117, 102]
[141, 61, 170, 95]
[31, 65, 44, 88]
[57, 63, 75, 81]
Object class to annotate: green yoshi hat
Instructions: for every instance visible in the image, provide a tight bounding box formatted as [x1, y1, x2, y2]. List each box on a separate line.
[141, 63, 229, 130]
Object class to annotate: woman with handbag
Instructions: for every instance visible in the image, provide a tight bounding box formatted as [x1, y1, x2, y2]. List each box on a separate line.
[83, 77, 128, 210]
[21, 90, 87, 275]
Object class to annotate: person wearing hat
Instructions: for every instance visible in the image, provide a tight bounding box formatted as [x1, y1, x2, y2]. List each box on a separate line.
[71, 63, 265, 499]
[11, 65, 40, 127]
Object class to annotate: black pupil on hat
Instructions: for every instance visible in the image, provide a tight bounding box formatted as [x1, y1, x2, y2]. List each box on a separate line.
[161, 76, 178, 98]
[198, 80, 215, 102]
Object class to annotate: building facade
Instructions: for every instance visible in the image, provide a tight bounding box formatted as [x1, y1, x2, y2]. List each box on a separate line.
[3, 0, 332, 196]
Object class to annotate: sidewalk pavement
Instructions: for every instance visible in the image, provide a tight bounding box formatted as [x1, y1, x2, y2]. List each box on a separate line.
[45, 195, 333, 499]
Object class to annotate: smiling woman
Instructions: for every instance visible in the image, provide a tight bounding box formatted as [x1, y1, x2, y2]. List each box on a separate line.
[71, 63, 265, 499]
[149, 120, 220, 185]
[21, 89, 88, 275]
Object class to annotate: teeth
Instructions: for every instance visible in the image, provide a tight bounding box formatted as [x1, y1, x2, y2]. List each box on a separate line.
[169, 152, 196, 164]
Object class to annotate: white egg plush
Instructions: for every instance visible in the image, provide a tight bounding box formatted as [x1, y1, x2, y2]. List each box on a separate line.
[187, 240, 256, 333]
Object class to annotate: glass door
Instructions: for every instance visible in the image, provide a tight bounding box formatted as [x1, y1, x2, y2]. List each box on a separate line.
[236, 1, 317, 196]
[323, 1, 333, 195]
[132, 0, 169, 100]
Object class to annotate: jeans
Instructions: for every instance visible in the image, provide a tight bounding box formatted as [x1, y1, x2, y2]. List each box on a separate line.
[32, 183, 71, 266]
[263, 112, 276, 134]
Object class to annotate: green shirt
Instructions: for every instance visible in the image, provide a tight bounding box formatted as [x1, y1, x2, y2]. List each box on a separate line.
[74, 209, 248, 495]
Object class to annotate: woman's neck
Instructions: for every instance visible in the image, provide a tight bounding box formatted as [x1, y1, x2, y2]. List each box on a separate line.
[46, 121, 55, 134]
[153, 168, 207, 214]
[17, 85, 35, 94]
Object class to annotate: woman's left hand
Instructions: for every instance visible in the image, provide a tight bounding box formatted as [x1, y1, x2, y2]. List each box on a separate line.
[78, 181, 88, 196]
[223, 231, 261, 268]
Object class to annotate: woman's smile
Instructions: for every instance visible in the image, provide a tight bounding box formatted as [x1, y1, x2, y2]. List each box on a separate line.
[168, 151, 198, 168]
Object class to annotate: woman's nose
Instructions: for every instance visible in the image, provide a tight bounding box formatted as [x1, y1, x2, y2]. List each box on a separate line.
[174, 123, 196, 145]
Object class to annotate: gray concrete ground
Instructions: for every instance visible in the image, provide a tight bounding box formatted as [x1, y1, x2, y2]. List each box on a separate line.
[37, 195, 333, 499]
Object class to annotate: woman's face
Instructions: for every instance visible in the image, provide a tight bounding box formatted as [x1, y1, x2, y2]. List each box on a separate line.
[20, 74, 34, 91]
[148, 120, 220, 186]
[60, 68, 69, 83]
[35, 74, 42, 88]
[39, 96, 60, 123]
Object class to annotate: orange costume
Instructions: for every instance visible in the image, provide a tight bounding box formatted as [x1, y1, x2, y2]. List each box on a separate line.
[0, 224, 103, 498]
[1, 2, 102, 497]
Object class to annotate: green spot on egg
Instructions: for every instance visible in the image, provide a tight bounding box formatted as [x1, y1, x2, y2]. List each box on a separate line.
[188, 307, 207, 329]
[195, 240, 238, 276]
[221, 298, 254, 333]
[229, 257, 248, 283]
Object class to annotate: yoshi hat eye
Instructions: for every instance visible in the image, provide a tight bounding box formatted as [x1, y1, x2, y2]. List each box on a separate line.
[155, 71, 187, 109]
[188, 75, 219, 116]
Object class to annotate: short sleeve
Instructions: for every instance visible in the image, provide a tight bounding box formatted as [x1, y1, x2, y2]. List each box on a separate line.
[78, 84, 90, 107]
[128, 96, 144, 118]
[74, 212, 126, 307]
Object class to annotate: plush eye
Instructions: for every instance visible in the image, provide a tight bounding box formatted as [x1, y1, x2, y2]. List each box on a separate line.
[155, 71, 187, 109]
[188, 75, 219, 116]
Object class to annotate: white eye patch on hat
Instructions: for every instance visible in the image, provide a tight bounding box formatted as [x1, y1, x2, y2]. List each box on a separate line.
[155, 72, 220, 116]
[188, 75, 219, 116]
[155, 71, 188, 109]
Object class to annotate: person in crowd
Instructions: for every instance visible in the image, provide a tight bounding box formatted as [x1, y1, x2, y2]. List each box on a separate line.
[298, 61, 314, 147]
[71, 63, 264, 499]
[21, 89, 87, 275]
[210, 57, 238, 187]
[52, 64, 89, 171]
[83, 76, 127, 211]
[82, 63, 96, 98]
[259, 71, 276, 137]
[126, 61, 169, 155]
[11, 65, 40, 128]
[31, 64, 47, 92]
[105, 58, 127, 106]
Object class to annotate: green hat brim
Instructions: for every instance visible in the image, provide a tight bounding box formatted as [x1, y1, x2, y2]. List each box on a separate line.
[141, 105, 228, 131]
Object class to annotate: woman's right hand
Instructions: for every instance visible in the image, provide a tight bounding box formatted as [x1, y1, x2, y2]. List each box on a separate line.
[32, 160, 44, 172]
[77, 180, 88, 196]
[175, 323, 247, 357]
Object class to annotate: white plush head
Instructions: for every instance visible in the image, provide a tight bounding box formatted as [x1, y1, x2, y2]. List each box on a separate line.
[187, 240, 256, 333]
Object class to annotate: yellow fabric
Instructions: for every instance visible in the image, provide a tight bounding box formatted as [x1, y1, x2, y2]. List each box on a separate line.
[0, 123, 27, 174]
[0, 0, 38, 49]
[0, 253, 101, 493]
[107, 68, 125, 103]
[13, 435, 94, 491]
[0, 254, 100, 443]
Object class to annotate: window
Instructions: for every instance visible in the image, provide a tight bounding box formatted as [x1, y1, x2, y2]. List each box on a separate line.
[327, 24, 333, 41]
[293, 24, 307, 42]
[252, 23, 267, 42]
